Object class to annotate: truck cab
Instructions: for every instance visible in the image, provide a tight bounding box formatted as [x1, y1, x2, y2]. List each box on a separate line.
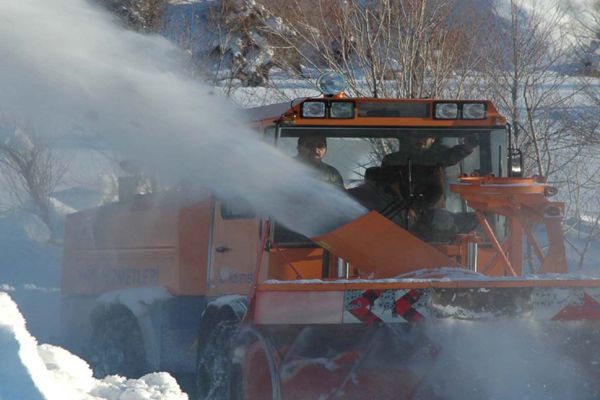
[251, 96, 509, 281]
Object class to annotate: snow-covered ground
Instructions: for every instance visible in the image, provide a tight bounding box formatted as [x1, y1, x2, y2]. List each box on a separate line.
[0, 292, 187, 400]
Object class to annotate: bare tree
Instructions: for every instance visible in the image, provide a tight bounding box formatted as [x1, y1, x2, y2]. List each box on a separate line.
[566, 0, 600, 76]
[560, 147, 600, 270]
[164, 0, 490, 101]
[479, 1, 600, 270]
[480, 0, 587, 177]
[0, 116, 69, 233]
[259, 0, 487, 99]
[164, 0, 293, 89]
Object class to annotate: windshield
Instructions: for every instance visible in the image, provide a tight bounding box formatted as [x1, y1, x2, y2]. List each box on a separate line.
[273, 126, 507, 244]
[278, 127, 506, 182]
[277, 134, 397, 187]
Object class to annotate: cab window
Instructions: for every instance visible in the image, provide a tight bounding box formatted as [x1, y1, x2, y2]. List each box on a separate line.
[276, 135, 400, 187]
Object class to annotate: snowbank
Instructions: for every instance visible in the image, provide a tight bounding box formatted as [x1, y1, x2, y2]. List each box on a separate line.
[0, 292, 188, 400]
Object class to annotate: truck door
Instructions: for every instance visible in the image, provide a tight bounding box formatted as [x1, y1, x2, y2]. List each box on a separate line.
[208, 199, 260, 296]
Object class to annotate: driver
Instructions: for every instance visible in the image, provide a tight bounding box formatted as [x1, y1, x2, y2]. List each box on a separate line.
[382, 135, 478, 169]
[380, 135, 479, 241]
[295, 135, 344, 188]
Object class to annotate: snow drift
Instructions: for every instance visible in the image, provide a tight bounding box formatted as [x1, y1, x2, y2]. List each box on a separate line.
[0, 292, 187, 400]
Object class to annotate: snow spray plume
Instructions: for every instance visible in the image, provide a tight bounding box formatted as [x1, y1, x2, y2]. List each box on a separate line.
[0, 0, 366, 236]
[423, 321, 592, 399]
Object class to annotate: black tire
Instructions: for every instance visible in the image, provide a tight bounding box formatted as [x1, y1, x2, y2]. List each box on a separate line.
[87, 307, 147, 378]
[196, 319, 238, 400]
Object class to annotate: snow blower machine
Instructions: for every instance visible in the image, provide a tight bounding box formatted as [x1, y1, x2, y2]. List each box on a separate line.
[61, 73, 600, 399]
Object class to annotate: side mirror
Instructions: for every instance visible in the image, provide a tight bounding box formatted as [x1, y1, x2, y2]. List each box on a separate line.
[508, 148, 523, 177]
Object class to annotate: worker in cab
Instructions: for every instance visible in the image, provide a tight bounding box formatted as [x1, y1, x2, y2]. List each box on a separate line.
[347, 166, 410, 226]
[380, 135, 479, 242]
[295, 135, 344, 188]
[381, 135, 478, 209]
[382, 135, 478, 169]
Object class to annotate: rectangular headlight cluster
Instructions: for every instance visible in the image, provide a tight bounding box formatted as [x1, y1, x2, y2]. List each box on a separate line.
[302, 101, 326, 118]
[301, 101, 355, 118]
[434, 102, 487, 120]
[330, 102, 354, 118]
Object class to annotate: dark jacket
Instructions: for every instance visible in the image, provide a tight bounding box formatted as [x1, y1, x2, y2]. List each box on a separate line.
[315, 161, 344, 187]
[381, 142, 474, 168]
[296, 156, 344, 188]
[381, 142, 475, 209]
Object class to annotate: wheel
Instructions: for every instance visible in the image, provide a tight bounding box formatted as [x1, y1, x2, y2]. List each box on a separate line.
[87, 307, 147, 378]
[196, 320, 238, 400]
[229, 327, 281, 400]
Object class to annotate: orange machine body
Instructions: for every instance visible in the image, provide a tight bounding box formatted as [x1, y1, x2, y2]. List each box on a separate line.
[63, 97, 511, 297]
[61, 96, 596, 398]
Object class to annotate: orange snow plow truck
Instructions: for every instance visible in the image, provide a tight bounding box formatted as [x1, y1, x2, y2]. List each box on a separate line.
[61, 76, 600, 399]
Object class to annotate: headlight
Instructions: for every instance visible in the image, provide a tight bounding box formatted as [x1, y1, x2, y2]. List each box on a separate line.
[317, 72, 346, 96]
[434, 103, 458, 119]
[330, 102, 354, 118]
[301, 101, 326, 118]
[462, 103, 487, 119]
